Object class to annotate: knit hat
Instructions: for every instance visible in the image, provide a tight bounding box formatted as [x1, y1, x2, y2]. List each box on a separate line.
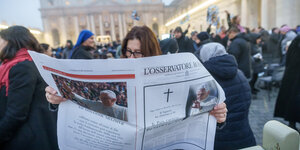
[197, 32, 210, 42]
[280, 25, 291, 33]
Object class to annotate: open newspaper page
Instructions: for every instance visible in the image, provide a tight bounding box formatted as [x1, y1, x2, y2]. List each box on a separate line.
[29, 51, 142, 150]
[136, 53, 225, 150]
[29, 51, 225, 150]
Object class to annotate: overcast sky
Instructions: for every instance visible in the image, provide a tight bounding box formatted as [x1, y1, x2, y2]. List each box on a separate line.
[0, 0, 174, 30]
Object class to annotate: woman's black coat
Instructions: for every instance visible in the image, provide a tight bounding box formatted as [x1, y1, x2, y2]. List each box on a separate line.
[0, 61, 58, 150]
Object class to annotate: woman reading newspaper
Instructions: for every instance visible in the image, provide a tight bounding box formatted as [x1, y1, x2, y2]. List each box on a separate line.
[45, 26, 227, 123]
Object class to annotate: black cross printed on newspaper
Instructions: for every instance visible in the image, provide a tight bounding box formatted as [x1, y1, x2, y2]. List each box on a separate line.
[164, 88, 174, 103]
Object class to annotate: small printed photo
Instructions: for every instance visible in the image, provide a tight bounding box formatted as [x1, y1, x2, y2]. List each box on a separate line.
[52, 74, 128, 121]
[185, 80, 219, 118]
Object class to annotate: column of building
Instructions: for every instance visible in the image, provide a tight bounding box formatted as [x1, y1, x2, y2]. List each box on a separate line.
[118, 13, 124, 40]
[86, 16, 91, 31]
[99, 14, 104, 36]
[59, 16, 67, 46]
[73, 16, 80, 41]
[122, 14, 127, 35]
[110, 14, 116, 41]
[90, 15, 96, 34]
[42, 18, 54, 47]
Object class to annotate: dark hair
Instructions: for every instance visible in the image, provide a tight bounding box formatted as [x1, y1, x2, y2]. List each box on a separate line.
[246, 27, 251, 34]
[232, 15, 240, 25]
[271, 27, 278, 33]
[174, 27, 183, 33]
[0, 26, 43, 61]
[66, 40, 73, 48]
[40, 43, 49, 52]
[191, 31, 198, 37]
[121, 26, 162, 57]
[228, 27, 240, 33]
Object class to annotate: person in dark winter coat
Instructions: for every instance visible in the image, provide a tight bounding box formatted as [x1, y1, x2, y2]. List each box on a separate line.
[249, 33, 264, 94]
[228, 27, 252, 78]
[173, 26, 196, 53]
[279, 25, 297, 65]
[274, 35, 300, 131]
[0, 26, 58, 150]
[200, 43, 256, 150]
[267, 28, 281, 63]
[159, 38, 179, 54]
[69, 30, 95, 59]
[62, 40, 73, 59]
[193, 32, 211, 60]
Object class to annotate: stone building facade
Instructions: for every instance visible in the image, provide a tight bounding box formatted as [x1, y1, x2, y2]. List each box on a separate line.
[40, 0, 300, 47]
[40, 0, 164, 47]
[164, 0, 300, 35]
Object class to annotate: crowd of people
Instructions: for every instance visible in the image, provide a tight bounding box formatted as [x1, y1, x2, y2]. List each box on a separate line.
[52, 74, 128, 107]
[0, 8, 299, 150]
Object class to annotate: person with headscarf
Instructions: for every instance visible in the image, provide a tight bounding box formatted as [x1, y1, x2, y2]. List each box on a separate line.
[200, 43, 256, 150]
[279, 25, 297, 65]
[62, 40, 73, 59]
[68, 30, 95, 59]
[274, 35, 300, 132]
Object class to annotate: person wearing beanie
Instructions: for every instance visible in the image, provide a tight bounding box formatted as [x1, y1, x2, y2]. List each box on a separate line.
[279, 25, 297, 65]
[68, 30, 95, 59]
[197, 32, 210, 42]
[173, 25, 195, 53]
[194, 32, 211, 60]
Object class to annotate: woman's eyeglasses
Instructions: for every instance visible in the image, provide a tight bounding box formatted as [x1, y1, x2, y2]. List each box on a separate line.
[125, 49, 143, 58]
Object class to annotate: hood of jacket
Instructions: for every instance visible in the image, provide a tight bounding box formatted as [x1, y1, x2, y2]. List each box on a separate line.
[203, 54, 238, 80]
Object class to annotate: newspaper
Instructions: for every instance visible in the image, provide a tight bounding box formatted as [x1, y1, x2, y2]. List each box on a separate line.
[29, 51, 225, 150]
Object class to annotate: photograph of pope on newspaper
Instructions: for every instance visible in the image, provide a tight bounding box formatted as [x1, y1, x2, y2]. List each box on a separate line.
[185, 80, 219, 118]
[51, 74, 128, 121]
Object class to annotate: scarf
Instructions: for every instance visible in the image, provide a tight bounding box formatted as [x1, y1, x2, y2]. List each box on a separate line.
[0, 48, 32, 96]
